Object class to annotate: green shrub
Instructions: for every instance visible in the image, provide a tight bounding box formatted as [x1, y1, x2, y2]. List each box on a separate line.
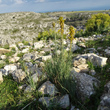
[0, 76, 19, 109]
[85, 13, 110, 35]
[37, 29, 66, 41]
[44, 48, 76, 98]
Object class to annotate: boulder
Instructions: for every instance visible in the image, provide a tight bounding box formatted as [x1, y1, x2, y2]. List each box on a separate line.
[88, 53, 107, 67]
[75, 53, 107, 67]
[71, 70, 100, 101]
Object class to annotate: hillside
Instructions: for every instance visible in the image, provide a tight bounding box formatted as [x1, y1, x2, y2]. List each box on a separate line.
[0, 10, 110, 45]
[0, 10, 110, 110]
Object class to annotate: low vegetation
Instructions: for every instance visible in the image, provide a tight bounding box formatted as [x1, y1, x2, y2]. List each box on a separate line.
[0, 11, 110, 110]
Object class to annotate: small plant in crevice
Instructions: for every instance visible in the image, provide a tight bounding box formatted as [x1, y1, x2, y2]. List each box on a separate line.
[87, 61, 95, 70]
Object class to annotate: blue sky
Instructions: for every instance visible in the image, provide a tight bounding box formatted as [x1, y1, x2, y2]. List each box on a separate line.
[0, 0, 110, 13]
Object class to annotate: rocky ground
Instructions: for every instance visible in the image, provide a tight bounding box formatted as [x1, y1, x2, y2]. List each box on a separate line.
[0, 33, 110, 109]
[0, 11, 110, 110]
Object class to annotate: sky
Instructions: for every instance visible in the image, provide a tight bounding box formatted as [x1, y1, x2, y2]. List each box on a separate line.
[0, 0, 110, 13]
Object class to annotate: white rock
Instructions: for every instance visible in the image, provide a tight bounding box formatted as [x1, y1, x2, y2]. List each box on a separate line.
[42, 55, 52, 61]
[22, 48, 29, 53]
[0, 55, 6, 60]
[4, 64, 17, 75]
[88, 53, 107, 67]
[34, 41, 44, 49]
[9, 57, 20, 63]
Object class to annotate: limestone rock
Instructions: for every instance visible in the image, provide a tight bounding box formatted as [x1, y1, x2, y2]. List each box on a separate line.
[4, 64, 17, 75]
[71, 70, 100, 101]
[39, 94, 70, 109]
[58, 94, 70, 109]
[38, 81, 58, 96]
[0, 55, 6, 60]
[9, 57, 20, 63]
[0, 48, 10, 54]
[11, 69, 26, 82]
[23, 53, 35, 61]
[75, 53, 107, 67]
[88, 53, 107, 67]
[73, 58, 87, 67]
[42, 55, 52, 61]
[34, 41, 44, 49]
[71, 44, 80, 52]
[77, 64, 89, 73]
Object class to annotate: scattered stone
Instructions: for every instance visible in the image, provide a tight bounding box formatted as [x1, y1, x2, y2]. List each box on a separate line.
[24, 85, 33, 92]
[73, 57, 87, 67]
[88, 53, 107, 67]
[105, 48, 110, 56]
[19, 84, 27, 90]
[0, 55, 6, 60]
[22, 48, 29, 53]
[77, 64, 89, 73]
[42, 55, 52, 61]
[4, 64, 17, 75]
[11, 69, 26, 82]
[9, 57, 20, 63]
[71, 70, 100, 101]
[75, 53, 107, 67]
[39, 94, 70, 109]
[78, 42, 86, 48]
[0, 48, 10, 54]
[34, 41, 44, 49]
[38, 81, 58, 96]
[71, 44, 80, 52]
[89, 69, 96, 75]
[98, 81, 110, 110]
[58, 94, 70, 109]
[23, 53, 35, 61]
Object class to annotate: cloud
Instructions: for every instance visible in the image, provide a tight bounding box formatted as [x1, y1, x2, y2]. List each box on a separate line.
[35, 0, 45, 3]
[14, 0, 24, 4]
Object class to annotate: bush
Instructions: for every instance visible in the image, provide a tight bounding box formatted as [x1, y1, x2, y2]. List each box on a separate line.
[37, 29, 66, 41]
[85, 13, 110, 35]
[44, 48, 76, 98]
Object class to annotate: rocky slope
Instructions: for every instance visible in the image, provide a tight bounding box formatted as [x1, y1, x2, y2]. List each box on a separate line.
[0, 33, 110, 109]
